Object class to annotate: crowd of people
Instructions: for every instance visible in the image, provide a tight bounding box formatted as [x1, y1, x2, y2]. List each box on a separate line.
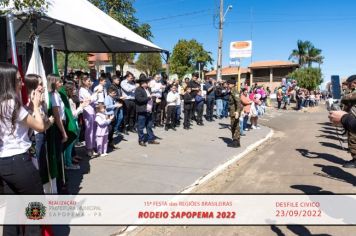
[0, 63, 270, 200]
[273, 80, 323, 110]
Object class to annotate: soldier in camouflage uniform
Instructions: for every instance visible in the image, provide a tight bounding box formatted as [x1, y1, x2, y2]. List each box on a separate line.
[340, 75, 356, 168]
[227, 79, 242, 148]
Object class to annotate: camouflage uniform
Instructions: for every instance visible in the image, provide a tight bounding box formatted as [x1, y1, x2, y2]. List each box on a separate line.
[229, 87, 242, 141]
[341, 90, 356, 158]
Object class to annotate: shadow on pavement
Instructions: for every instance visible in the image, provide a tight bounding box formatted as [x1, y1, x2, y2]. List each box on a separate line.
[271, 225, 332, 236]
[296, 148, 346, 165]
[290, 184, 334, 194]
[318, 129, 342, 136]
[66, 147, 91, 194]
[319, 141, 345, 151]
[314, 164, 356, 186]
[321, 126, 341, 131]
[218, 137, 232, 146]
[317, 122, 333, 126]
[291, 184, 356, 224]
[218, 123, 230, 130]
[315, 134, 346, 142]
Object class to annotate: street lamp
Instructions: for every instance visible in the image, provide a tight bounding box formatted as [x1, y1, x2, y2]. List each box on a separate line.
[217, 2, 232, 81]
[223, 5, 233, 22]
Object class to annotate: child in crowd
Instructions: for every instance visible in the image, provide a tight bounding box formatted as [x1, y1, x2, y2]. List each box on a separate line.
[105, 86, 122, 149]
[94, 76, 107, 104]
[183, 87, 193, 130]
[195, 90, 205, 126]
[79, 75, 102, 157]
[64, 82, 89, 170]
[165, 85, 179, 131]
[95, 103, 114, 157]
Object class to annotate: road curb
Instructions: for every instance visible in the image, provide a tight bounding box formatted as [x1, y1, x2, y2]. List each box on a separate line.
[118, 128, 274, 236]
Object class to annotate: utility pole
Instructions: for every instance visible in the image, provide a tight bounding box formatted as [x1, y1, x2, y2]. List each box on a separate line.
[216, 0, 223, 81]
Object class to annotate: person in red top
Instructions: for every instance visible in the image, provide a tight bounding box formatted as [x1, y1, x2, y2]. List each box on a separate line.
[240, 88, 252, 131]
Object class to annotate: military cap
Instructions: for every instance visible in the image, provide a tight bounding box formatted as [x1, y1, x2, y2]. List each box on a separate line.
[346, 75, 356, 83]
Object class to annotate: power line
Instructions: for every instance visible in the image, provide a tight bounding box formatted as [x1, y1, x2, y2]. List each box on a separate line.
[142, 9, 214, 22]
[152, 16, 356, 31]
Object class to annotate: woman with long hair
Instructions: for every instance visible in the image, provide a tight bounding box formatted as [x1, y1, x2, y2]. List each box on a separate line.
[0, 63, 45, 235]
[24, 74, 54, 179]
[79, 75, 101, 157]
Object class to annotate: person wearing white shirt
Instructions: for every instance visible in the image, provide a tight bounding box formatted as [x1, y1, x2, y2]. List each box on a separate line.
[149, 74, 164, 127]
[93, 76, 107, 104]
[0, 63, 46, 235]
[79, 75, 101, 157]
[165, 85, 180, 131]
[120, 71, 137, 133]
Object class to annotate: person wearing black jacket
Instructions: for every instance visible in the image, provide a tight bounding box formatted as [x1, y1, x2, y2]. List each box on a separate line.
[203, 77, 216, 121]
[189, 72, 201, 121]
[135, 74, 160, 146]
[183, 87, 193, 129]
[111, 75, 124, 134]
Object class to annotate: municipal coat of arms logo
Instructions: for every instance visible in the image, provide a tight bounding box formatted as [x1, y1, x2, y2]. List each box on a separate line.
[25, 202, 46, 220]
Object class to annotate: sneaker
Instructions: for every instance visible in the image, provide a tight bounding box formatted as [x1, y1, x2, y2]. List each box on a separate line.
[256, 126, 261, 129]
[75, 141, 85, 148]
[92, 151, 99, 157]
[100, 153, 108, 157]
[251, 125, 257, 129]
[244, 128, 249, 131]
[65, 164, 80, 170]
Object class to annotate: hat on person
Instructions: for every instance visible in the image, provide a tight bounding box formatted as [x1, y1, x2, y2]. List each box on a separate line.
[137, 73, 150, 84]
[346, 75, 356, 83]
[192, 72, 199, 78]
[227, 79, 236, 85]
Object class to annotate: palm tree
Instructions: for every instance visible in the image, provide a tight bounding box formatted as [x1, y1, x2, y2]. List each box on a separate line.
[289, 40, 308, 67]
[306, 46, 324, 68]
[289, 40, 324, 68]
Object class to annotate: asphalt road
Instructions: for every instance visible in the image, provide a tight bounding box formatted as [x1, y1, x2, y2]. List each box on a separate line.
[131, 106, 356, 236]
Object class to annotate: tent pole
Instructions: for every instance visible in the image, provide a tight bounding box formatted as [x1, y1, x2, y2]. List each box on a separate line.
[51, 45, 55, 73]
[165, 51, 170, 76]
[0, 17, 8, 63]
[64, 52, 69, 77]
[112, 53, 117, 74]
[7, 14, 18, 66]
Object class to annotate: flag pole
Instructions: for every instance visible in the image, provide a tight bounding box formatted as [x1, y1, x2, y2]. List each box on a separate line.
[237, 58, 241, 91]
[7, 14, 17, 66]
[51, 45, 55, 73]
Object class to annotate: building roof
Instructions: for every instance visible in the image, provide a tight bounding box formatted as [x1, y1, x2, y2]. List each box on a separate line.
[249, 60, 299, 69]
[206, 67, 249, 76]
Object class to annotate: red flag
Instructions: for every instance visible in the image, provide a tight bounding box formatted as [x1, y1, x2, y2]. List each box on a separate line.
[11, 48, 28, 105]
[42, 226, 54, 236]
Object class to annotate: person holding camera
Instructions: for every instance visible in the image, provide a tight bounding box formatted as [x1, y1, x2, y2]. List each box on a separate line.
[329, 75, 356, 168]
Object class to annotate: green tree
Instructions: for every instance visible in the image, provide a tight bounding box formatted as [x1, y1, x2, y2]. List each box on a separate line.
[170, 39, 213, 79]
[136, 53, 162, 76]
[288, 67, 323, 91]
[289, 40, 324, 67]
[57, 52, 88, 70]
[89, 0, 153, 73]
[0, 0, 47, 11]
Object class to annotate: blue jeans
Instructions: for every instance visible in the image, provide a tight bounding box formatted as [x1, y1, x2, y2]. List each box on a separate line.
[114, 108, 123, 132]
[239, 116, 244, 135]
[222, 99, 229, 118]
[176, 105, 181, 122]
[137, 112, 154, 142]
[243, 114, 249, 130]
[216, 99, 223, 118]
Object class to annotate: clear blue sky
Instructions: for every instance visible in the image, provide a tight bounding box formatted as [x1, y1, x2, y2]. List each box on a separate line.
[134, 0, 356, 86]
